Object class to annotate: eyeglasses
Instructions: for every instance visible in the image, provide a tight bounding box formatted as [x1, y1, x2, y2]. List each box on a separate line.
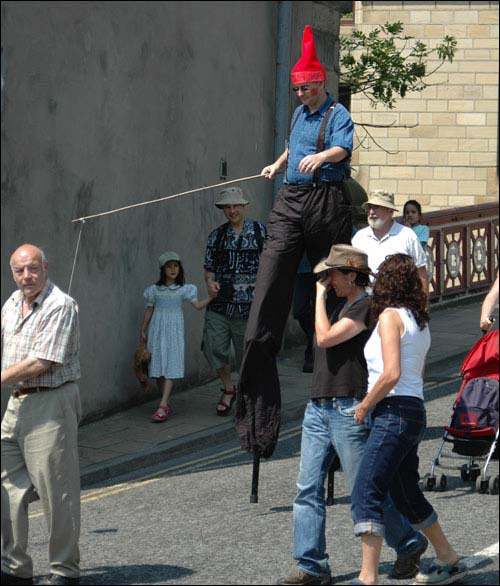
[292, 85, 311, 93]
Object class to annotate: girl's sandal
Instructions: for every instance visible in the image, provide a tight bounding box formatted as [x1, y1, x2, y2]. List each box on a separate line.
[152, 404, 171, 422]
[216, 388, 236, 417]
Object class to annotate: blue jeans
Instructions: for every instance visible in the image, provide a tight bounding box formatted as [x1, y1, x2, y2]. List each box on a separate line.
[294, 398, 424, 577]
[351, 396, 437, 538]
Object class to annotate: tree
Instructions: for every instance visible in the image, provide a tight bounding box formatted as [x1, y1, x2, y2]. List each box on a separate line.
[338, 21, 456, 153]
[340, 21, 457, 110]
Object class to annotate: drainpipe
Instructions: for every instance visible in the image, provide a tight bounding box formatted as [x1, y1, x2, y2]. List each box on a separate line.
[273, 1, 292, 200]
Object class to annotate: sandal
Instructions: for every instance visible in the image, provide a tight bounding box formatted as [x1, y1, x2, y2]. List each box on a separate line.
[152, 404, 171, 423]
[216, 387, 236, 417]
[413, 558, 468, 585]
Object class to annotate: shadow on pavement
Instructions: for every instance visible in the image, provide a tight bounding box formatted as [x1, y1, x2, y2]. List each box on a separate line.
[77, 564, 194, 584]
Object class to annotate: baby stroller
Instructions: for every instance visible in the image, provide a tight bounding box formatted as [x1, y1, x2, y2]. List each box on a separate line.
[422, 329, 499, 495]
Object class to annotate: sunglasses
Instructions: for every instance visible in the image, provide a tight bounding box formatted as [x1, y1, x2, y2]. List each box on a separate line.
[292, 85, 311, 93]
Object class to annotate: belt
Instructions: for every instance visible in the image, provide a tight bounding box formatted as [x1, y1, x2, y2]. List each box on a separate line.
[12, 386, 55, 398]
[312, 397, 335, 405]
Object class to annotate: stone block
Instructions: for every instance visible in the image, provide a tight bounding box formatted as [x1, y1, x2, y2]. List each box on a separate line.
[448, 152, 471, 166]
[380, 166, 415, 179]
[406, 152, 429, 165]
[426, 100, 453, 113]
[438, 126, 467, 138]
[437, 85, 465, 99]
[423, 180, 457, 195]
[478, 10, 500, 24]
[434, 167, 453, 180]
[470, 152, 497, 166]
[476, 73, 499, 85]
[429, 152, 449, 166]
[410, 125, 439, 138]
[452, 167, 475, 180]
[397, 179, 423, 194]
[468, 24, 495, 38]
[457, 181, 487, 195]
[458, 138, 489, 152]
[396, 138, 419, 150]
[456, 113, 487, 126]
[453, 10, 479, 24]
[410, 11, 431, 24]
[419, 138, 458, 151]
[447, 100, 475, 112]
[449, 195, 476, 206]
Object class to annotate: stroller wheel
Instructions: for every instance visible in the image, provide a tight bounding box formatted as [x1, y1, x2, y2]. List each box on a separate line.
[422, 474, 436, 491]
[488, 475, 499, 495]
[437, 474, 447, 492]
[476, 476, 489, 494]
[460, 465, 471, 482]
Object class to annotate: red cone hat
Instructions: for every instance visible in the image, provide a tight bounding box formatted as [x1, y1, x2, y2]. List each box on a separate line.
[291, 25, 326, 84]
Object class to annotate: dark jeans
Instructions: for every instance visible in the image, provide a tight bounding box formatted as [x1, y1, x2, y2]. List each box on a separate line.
[236, 183, 352, 457]
[351, 396, 438, 537]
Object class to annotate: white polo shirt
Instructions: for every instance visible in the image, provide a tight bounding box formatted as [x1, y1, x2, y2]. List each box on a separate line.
[352, 221, 427, 274]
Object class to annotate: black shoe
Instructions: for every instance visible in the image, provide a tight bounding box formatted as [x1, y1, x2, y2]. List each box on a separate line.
[37, 575, 79, 585]
[390, 535, 429, 579]
[0, 571, 33, 585]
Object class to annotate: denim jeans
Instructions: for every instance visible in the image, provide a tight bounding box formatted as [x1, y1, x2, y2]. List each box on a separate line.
[294, 398, 423, 577]
[351, 396, 438, 539]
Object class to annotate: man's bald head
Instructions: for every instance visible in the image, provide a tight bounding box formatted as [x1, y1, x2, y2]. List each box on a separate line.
[10, 244, 47, 267]
[10, 244, 49, 302]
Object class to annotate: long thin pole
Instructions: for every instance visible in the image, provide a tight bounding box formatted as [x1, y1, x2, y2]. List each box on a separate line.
[68, 220, 85, 295]
[250, 452, 260, 503]
[71, 174, 263, 223]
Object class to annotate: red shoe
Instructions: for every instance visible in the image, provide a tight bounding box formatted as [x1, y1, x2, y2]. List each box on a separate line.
[152, 404, 170, 422]
[216, 387, 236, 416]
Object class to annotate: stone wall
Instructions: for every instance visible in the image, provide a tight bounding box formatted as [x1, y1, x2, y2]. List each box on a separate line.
[341, 1, 499, 211]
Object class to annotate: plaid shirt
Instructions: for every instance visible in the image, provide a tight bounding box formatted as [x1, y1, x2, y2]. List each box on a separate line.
[1, 280, 81, 388]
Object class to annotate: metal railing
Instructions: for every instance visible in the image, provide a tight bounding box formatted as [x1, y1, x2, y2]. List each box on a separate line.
[421, 203, 499, 302]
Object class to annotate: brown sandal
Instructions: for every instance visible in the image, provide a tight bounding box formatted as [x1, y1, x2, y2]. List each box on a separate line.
[216, 387, 236, 416]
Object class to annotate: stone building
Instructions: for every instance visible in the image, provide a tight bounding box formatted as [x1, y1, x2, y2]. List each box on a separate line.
[340, 1, 499, 211]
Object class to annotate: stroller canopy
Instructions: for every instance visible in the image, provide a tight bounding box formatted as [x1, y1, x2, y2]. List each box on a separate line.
[461, 330, 499, 380]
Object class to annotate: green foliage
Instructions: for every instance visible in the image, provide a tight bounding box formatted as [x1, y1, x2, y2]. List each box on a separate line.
[340, 22, 457, 109]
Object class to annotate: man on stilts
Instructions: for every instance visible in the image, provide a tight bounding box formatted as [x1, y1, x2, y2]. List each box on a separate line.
[236, 25, 354, 458]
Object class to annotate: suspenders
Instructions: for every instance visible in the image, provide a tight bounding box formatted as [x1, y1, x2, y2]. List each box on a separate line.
[285, 103, 336, 184]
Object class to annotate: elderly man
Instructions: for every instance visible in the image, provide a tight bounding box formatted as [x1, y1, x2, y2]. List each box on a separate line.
[352, 190, 429, 295]
[203, 187, 267, 416]
[236, 25, 354, 459]
[1, 244, 81, 586]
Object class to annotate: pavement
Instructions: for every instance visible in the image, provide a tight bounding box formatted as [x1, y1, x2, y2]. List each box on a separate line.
[78, 295, 498, 487]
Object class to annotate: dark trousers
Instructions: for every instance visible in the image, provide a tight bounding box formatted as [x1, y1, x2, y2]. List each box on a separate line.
[236, 183, 352, 457]
[293, 273, 316, 361]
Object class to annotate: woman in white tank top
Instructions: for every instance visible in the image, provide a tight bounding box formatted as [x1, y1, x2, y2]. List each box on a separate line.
[350, 254, 467, 586]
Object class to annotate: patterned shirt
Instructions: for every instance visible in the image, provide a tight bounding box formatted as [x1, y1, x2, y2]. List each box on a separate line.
[285, 94, 354, 185]
[1, 280, 81, 388]
[204, 219, 267, 319]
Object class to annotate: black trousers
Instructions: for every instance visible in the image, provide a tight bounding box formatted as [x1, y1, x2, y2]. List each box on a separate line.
[292, 272, 316, 360]
[236, 183, 353, 457]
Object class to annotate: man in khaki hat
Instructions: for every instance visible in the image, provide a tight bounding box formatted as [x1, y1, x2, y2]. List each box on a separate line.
[352, 190, 429, 294]
[203, 187, 267, 416]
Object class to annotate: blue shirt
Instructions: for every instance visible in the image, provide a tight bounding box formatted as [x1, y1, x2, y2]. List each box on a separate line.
[412, 224, 430, 245]
[285, 94, 354, 185]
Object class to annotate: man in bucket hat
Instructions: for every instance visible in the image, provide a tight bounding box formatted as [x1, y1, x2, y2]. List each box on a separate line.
[236, 25, 354, 460]
[203, 186, 267, 416]
[352, 190, 429, 294]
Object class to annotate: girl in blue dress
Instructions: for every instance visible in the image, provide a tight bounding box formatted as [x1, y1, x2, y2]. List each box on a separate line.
[141, 251, 215, 422]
